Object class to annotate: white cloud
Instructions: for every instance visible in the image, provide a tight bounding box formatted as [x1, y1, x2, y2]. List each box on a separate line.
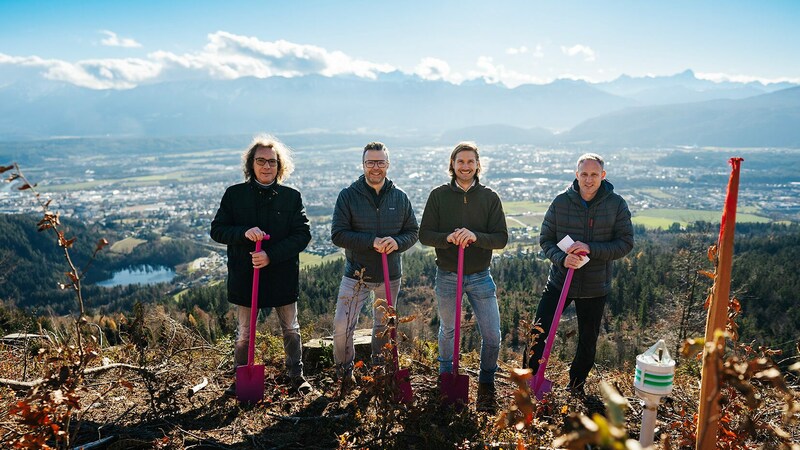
[99, 30, 142, 48]
[45, 58, 161, 89]
[3, 34, 604, 90]
[150, 31, 395, 81]
[1, 32, 399, 89]
[0, 52, 160, 89]
[505, 46, 528, 55]
[696, 71, 800, 85]
[414, 57, 457, 82]
[467, 56, 550, 87]
[561, 44, 596, 62]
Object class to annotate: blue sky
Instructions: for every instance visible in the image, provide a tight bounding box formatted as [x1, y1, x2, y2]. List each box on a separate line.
[1, 0, 798, 89]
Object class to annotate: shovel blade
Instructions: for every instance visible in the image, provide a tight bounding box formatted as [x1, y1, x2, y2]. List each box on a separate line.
[394, 369, 413, 404]
[236, 364, 265, 405]
[439, 372, 469, 408]
[530, 376, 553, 401]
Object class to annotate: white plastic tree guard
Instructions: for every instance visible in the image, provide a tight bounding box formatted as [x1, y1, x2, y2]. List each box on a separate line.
[634, 339, 675, 446]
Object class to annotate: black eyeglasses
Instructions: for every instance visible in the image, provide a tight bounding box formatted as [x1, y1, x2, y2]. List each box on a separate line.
[254, 158, 278, 167]
[363, 160, 388, 168]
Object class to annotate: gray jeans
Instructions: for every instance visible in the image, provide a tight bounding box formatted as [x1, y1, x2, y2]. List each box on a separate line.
[234, 303, 304, 378]
[332, 275, 401, 375]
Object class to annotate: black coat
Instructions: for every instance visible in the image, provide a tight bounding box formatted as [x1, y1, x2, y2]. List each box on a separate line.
[540, 179, 634, 298]
[210, 180, 311, 308]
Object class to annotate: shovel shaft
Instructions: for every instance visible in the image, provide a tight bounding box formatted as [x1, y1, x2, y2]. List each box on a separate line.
[381, 252, 400, 371]
[532, 252, 584, 391]
[453, 245, 465, 374]
[247, 235, 270, 368]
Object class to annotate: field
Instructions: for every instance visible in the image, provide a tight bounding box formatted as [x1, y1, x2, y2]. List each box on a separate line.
[299, 251, 343, 268]
[633, 208, 771, 229]
[109, 237, 147, 254]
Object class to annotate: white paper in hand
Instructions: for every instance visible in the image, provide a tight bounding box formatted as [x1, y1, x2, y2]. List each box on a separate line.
[557, 235, 589, 268]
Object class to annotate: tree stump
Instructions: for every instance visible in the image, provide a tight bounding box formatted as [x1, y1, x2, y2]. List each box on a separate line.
[302, 328, 373, 371]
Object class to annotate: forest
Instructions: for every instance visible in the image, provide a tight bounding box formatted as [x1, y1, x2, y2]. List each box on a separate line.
[2, 213, 798, 372]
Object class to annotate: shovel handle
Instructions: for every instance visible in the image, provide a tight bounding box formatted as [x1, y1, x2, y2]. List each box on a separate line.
[532, 251, 585, 390]
[381, 252, 400, 372]
[247, 234, 271, 367]
[453, 245, 465, 374]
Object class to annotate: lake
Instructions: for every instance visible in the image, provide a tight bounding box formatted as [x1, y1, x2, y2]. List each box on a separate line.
[97, 265, 175, 287]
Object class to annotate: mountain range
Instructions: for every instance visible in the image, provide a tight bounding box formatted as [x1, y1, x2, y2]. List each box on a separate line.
[0, 69, 798, 147]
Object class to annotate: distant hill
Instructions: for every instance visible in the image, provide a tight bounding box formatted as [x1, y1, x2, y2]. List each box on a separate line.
[0, 74, 634, 139]
[565, 86, 800, 147]
[1, 69, 798, 147]
[438, 124, 554, 145]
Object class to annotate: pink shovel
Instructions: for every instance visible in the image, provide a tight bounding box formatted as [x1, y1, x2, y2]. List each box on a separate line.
[440, 245, 470, 407]
[529, 252, 584, 400]
[236, 234, 270, 404]
[381, 252, 413, 403]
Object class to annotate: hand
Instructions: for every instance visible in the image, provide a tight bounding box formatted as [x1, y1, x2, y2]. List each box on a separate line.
[250, 250, 270, 268]
[373, 236, 398, 254]
[245, 227, 267, 242]
[382, 237, 399, 254]
[563, 253, 584, 269]
[567, 241, 590, 255]
[446, 228, 477, 247]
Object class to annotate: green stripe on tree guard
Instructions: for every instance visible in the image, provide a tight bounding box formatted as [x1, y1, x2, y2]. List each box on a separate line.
[642, 379, 673, 387]
[643, 373, 673, 380]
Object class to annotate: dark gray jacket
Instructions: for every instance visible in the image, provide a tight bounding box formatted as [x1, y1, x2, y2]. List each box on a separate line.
[331, 175, 419, 283]
[541, 179, 634, 298]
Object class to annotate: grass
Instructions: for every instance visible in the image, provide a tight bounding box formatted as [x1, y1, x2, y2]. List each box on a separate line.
[633, 208, 771, 229]
[638, 188, 675, 200]
[503, 201, 550, 215]
[300, 251, 343, 268]
[109, 237, 147, 254]
[45, 171, 207, 191]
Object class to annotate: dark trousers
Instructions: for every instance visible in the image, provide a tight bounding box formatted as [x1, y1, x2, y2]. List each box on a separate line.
[523, 284, 607, 389]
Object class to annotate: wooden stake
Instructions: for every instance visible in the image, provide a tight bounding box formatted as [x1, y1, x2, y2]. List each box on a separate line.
[696, 157, 743, 450]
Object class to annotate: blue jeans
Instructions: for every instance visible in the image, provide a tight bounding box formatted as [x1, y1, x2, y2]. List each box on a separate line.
[333, 275, 401, 375]
[435, 267, 500, 384]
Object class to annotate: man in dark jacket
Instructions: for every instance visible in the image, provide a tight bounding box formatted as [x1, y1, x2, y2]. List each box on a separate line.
[524, 153, 634, 396]
[419, 142, 508, 411]
[211, 135, 312, 396]
[331, 142, 419, 388]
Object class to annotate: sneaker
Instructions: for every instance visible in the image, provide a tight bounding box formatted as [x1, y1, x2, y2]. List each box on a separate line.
[291, 376, 313, 395]
[476, 382, 497, 413]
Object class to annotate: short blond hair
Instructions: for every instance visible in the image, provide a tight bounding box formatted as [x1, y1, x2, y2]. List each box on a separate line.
[242, 134, 295, 183]
[576, 153, 604, 170]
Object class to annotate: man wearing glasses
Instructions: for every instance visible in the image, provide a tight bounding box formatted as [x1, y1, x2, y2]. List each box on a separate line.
[331, 141, 419, 390]
[211, 135, 312, 396]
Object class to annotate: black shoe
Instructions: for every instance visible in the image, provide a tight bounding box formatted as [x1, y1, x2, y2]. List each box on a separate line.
[223, 382, 236, 398]
[291, 376, 313, 395]
[476, 382, 497, 413]
[567, 383, 586, 399]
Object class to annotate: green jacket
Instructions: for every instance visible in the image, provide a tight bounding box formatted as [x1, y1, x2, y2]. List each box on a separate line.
[419, 180, 508, 275]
